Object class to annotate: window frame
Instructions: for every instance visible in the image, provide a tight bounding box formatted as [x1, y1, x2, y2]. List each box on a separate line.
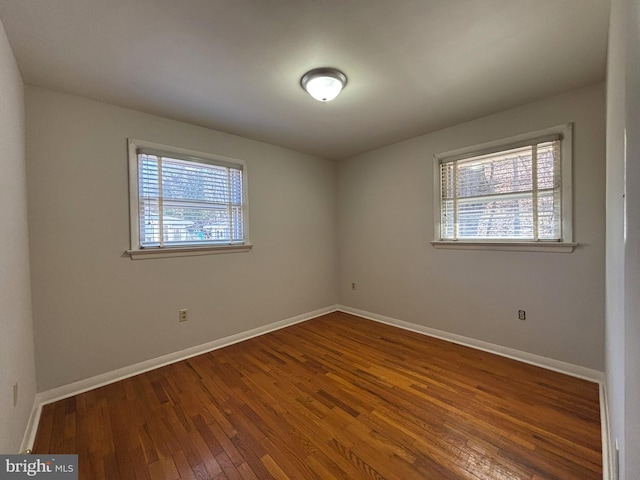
[126, 139, 252, 259]
[431, 124, 576, 253]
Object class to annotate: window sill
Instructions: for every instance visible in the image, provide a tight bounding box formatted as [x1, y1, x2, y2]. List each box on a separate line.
[430, 241, 577, 253]
[126, 244, 253, 260]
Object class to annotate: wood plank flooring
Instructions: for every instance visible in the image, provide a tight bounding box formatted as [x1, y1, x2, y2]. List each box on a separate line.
[32, 312, 602, 479]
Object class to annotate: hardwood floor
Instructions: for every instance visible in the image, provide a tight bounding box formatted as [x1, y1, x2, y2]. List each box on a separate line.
[32, 312, 602, 479]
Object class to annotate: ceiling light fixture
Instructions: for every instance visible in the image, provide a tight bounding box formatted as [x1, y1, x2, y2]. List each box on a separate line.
[300, 67, 347, 102]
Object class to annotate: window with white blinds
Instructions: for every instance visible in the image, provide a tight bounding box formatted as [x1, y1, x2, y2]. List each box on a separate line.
[128, 140, 248, 255]
[434, 125, 573, 246]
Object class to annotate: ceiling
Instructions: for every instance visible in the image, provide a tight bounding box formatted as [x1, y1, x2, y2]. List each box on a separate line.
[0, 0, 610, 160]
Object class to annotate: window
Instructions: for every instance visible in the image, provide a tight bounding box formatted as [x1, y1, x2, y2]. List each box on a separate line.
[433, 124, 575, 252]
[127, 139, 251, 259]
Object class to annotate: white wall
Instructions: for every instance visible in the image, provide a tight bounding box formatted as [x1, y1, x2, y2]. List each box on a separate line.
[606, 0, 640, 478]
[25, 87, 338, 392]
[0, 19, 37, 453]
[338, 83, 605, 371]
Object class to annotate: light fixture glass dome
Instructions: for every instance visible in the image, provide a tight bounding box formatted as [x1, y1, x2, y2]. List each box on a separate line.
[300, 68, 347, 102]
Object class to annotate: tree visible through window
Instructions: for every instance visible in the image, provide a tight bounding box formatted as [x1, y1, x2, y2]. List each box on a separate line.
[435, 125, 572, 245]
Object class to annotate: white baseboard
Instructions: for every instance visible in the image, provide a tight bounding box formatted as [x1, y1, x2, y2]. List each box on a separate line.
[22, 304, 339, 451]
[600, 383, 613, 480]
[19, 400, 42, 454]
[337, 305, 605, 383]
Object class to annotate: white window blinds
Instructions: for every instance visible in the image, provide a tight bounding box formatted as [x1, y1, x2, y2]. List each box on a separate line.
[137, 149, 245, 248]
[439, 136, 563, 241]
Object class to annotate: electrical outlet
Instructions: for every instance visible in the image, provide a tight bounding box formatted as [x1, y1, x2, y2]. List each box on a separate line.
[351, 282, 356, 290]
[518, 310, 526, 321]
[13, 383, 18, 407]
[179, 309, 188, 322]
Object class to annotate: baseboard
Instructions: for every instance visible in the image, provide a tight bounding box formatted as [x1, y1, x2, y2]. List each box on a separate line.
[19, 400, 42, 454]
[22, 304, 339, 451]
[600, 382, 613, 480]
[337, 305, 605, 383]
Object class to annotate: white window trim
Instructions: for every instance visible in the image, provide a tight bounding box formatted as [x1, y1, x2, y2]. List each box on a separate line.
[126, 139, 252, 260]
[431, 124, 576, 253]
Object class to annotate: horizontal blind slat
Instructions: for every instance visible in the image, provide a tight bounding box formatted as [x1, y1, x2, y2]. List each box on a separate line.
[137, 148, 244, 170]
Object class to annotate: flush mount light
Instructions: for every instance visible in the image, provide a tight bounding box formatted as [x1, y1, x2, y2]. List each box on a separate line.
[300, 67, 347, 102]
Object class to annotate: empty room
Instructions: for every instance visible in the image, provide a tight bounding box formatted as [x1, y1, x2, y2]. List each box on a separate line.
[1, 0, 638, 479]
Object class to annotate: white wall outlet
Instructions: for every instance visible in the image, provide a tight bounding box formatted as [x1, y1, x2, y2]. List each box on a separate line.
[351, 282, 356, 290]
[13, 383, 18, 407]
[518, 310, 526, 321]
[179, 309, 188, 322]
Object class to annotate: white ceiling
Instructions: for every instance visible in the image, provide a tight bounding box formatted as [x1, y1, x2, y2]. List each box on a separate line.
[0, 0, 610, 160]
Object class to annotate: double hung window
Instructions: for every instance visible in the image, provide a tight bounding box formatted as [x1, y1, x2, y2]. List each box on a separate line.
[433, 124, 574, 252]
[127, 139, 250, 258]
